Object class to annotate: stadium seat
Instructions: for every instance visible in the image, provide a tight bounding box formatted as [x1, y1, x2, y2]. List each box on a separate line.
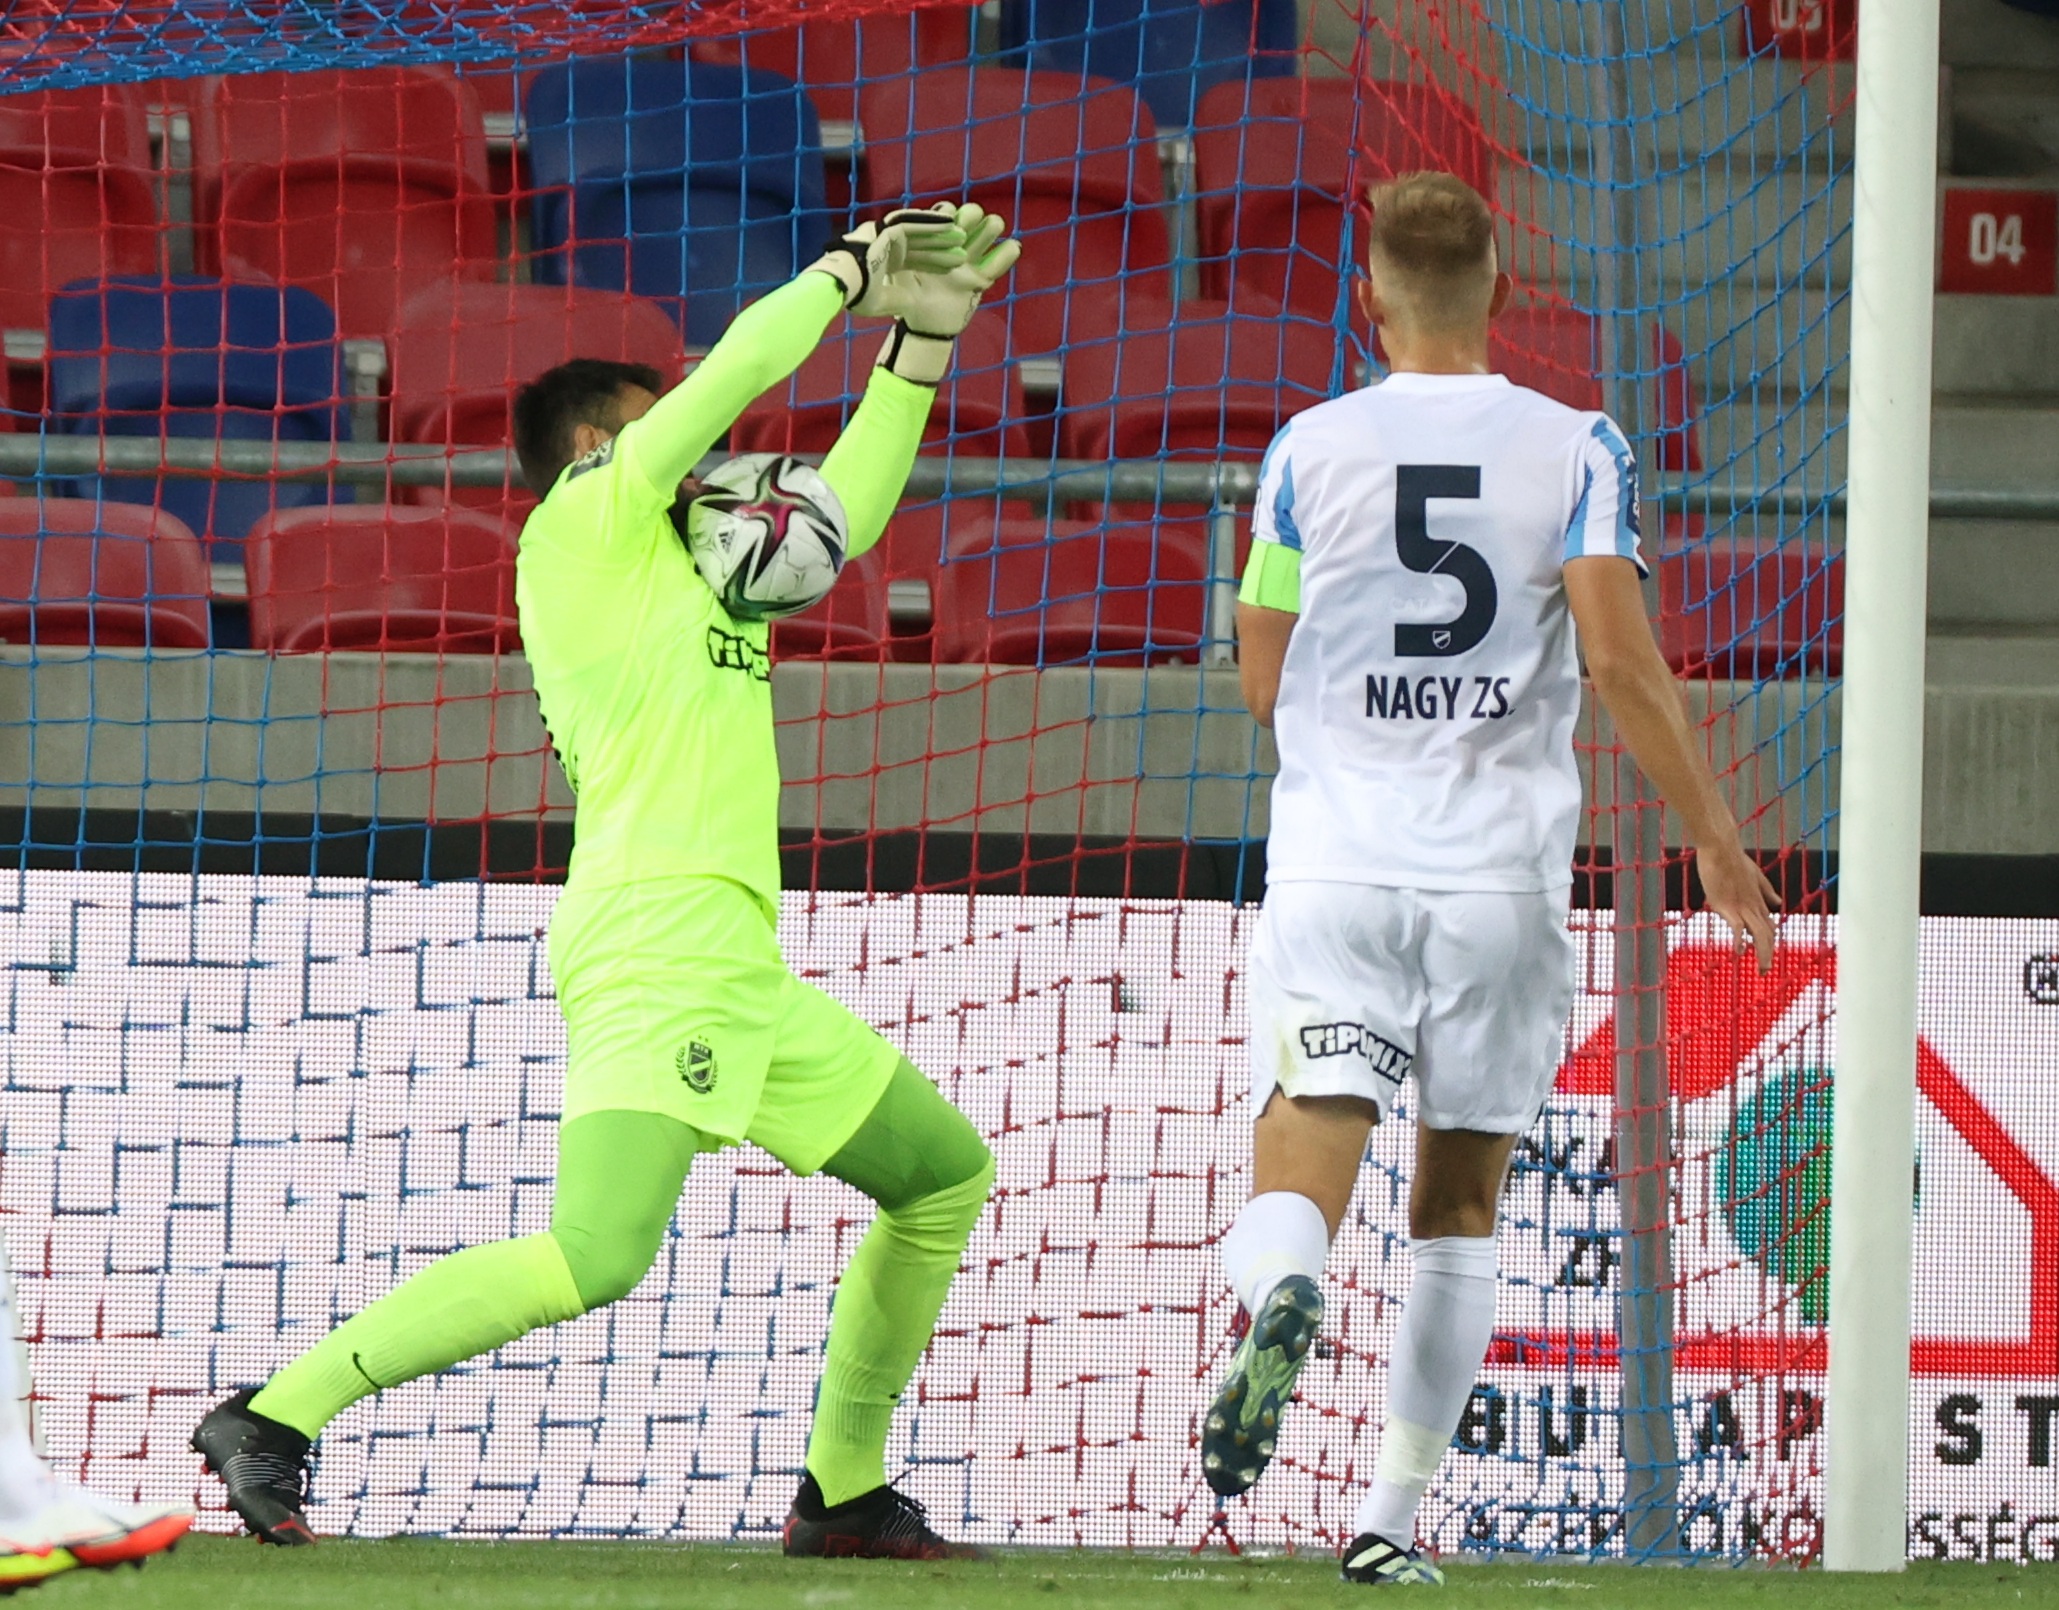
[998, 0, 1297, 129]
[0, 85, 159, 339]
[525, 58, 831, 348]
[858, 67, 1172, 355]
[0, 498, 210, 649]
[1484, 305, 1704, 474]
[47, 278, 347, 554]
[932, 512, 1208, 665]
[1057, 298, 1332, 462]
[447, 59, 539, 195]
[190, 68, 498, 341]
[769, 551, 892, 661]
[691, 10, 974, 124]
[244, 503, 520, 654]
[731, 311, 1028, 463]
[1190, 77, 1496, 316]
[389, 280, 689, 511]
[454, 59, 531, 125]
[1056, 299, 1327, 580]
[1660, 545, 1843, 679]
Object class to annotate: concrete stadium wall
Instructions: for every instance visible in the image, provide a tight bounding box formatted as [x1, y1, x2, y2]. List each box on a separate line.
[3, 647, 2054, 857]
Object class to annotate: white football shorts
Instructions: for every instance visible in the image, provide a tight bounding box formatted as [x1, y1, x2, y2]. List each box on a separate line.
[1246, 880, 1578, 1134]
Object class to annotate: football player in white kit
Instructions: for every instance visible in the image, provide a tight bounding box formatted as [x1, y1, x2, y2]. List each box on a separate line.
[1199, 172, 1779, 1585]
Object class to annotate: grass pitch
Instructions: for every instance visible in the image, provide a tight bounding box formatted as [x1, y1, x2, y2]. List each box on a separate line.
[41, 1535, 2059, 1610]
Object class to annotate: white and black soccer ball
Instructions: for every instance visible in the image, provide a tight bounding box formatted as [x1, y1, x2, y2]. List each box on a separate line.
[681, 453, 848, 623]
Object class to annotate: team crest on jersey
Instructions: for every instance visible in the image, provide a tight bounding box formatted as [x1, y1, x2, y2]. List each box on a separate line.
[676, 1037, 718, 1094]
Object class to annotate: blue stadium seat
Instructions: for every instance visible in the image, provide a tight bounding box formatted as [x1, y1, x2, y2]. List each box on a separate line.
[998, 0, 1297, 128]
[47, 278, 346, 555]
[525, 58, 830, 347]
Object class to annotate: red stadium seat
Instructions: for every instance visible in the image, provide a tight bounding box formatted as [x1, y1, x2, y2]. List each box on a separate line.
[770, 551, 892, 661]
[931, 513, 1208, 665]
[732, 311, 1028, 461]
[244, 504, 520, 653]
[1057, 299, 1327, 578]
[0, 499, 210, 649]
[0, 86, 159, 338]
[1660, 546, 1843, 679]
[389, 281, 688, 512]
[191, 68, 499, 340]
[1057, 298, 1331, 461]
[858, 67, 1171, 355]
[692, 9, 974, 124]
[845, 499, 1017, 653]
[1190, 77, 1495, 316]
[1482, 305, 1704, 473]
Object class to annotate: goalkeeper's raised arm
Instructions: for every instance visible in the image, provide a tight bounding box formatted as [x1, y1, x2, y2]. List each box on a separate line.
[819, 203, 1020, 557]
[609, 201, 1020, 555]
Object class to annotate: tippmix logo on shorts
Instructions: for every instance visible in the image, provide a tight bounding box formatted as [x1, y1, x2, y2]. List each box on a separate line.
[1298, 1021, 1412, 1083]
[676, 1036, 719, 1093]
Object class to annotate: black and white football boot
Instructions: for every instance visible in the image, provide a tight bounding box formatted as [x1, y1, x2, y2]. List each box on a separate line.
[1340, 1531, 1445, 1586]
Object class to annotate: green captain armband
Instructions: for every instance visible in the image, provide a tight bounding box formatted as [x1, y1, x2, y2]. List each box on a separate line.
[1238, 540, 1302, 613]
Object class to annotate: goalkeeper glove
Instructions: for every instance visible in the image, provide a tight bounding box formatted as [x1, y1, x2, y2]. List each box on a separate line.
[871, 204, 1025, 386]
[808, 203, 969, 317]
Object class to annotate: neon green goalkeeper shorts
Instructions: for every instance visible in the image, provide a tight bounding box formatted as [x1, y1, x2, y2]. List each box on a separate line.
[547, 875, 899, 1175]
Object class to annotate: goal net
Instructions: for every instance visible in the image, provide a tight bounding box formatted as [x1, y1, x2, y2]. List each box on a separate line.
[0, 0, 2050, 1567]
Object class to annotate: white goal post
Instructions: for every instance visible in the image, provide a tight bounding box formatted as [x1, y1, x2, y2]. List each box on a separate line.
[1826, 0, 1942, 1572]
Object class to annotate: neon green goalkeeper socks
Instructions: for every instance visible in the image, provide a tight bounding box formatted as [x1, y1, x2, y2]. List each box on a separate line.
[250, 1111, 702, 1441]
[806, 1061, 993, 1506]
[805, 1166, 991, 1506]
[249, 1233, 585, 1441]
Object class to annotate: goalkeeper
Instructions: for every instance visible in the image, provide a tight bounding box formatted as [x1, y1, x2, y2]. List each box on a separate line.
[194, 204, 1021, 1560]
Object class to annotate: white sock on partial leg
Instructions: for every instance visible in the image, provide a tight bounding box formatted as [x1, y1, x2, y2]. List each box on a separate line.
[1220, 1191, 1330, 1318]
[1356, 1234, 1499, 1543]
[0, 1234, 54, 1522]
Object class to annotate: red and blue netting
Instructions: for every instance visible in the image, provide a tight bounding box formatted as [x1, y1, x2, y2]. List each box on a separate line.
[0, 0, 1939, 1565]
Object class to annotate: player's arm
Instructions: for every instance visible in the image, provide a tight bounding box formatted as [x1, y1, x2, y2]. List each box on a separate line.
[618, 207, 978, 497]
[1562, 420, 1779, 969]
[1234, 427, 1304, 726]
[1237, 556, 1298, 727]
[820, 206, 1021, 559]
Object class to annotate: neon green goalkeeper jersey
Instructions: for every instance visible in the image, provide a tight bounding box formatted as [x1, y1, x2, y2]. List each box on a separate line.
[516, 273, 932, 905]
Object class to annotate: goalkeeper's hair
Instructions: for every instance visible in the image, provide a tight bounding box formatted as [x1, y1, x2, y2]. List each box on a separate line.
[1365, 171, 1499, 333]
[512, 358, 666, 495]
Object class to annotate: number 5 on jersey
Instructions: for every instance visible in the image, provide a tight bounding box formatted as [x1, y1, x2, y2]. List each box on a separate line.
[1394, 465, 1496, 657]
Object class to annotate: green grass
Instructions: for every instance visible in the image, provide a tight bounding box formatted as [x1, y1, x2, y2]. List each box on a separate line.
[39, 1535, 2059, 1610]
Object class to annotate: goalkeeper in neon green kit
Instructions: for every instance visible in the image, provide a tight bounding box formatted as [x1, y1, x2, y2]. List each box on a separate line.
[194, 204, 1021, 1560]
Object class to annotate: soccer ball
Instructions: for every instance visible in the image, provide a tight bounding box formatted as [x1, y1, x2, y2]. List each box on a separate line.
[679, 453, 848, 623]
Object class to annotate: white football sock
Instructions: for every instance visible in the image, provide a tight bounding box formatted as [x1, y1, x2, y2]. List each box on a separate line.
[1220, 1191, 1330, 1318]
[1357, 1234, 1499, 1543]
[0, 1234, 55, 1523]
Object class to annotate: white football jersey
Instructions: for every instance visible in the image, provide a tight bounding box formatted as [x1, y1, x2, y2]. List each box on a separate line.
[1254, 371, 1645, 893]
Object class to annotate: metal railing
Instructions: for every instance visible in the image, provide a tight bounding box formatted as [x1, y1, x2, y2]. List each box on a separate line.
[0, 435, 2049, 668]
[4, 434, 2051, 514]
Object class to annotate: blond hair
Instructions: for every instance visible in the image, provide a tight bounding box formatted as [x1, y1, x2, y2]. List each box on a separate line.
[1365, 171, 1498, 332]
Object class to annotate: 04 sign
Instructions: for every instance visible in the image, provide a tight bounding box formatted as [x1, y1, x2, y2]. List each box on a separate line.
[1939, 186, 2059, 296]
